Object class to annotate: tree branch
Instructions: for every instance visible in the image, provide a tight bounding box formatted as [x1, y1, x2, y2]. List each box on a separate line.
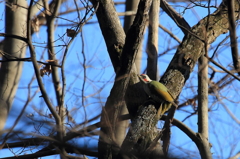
[27, 0, 61, 132]
[198, 53, 211, 159]
[227, 0, 240, 75]
[160, 0, 191, 34]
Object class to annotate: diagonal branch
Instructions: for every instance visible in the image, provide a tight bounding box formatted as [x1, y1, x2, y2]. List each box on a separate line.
[160, 0, 191, 34]
[159, 0, 239, 158]
[161, 0, 240, 98]
[89, 0, 125, 72]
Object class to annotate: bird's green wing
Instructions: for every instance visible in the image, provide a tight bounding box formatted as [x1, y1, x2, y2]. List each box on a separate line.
[148, 81, 174, 102]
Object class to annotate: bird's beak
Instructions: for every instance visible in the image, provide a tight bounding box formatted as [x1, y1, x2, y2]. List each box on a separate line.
[137, 74, 141, 79]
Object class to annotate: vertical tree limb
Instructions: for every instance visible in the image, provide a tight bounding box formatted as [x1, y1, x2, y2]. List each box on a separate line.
[227, 0, 240, 75]
[147, 0, 160, 80]
[0, 0, 28, 130]
[198, 52, 211, 159]
[45, 1, 66, 158]
[46, 0, 62, 109]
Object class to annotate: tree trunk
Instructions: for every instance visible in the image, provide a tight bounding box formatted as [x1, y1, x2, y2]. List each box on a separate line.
[0, 0, 28, 130]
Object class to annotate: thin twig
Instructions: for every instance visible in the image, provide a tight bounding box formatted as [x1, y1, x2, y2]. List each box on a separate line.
[206, 55, 240, 81]
[0, 76, 39, 148]
[27, 0, 61, 128]
[159, 24, 181, 44]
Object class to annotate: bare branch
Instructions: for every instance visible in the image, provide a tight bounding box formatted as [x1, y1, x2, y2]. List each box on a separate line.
[229, 151, 240, 159]
[160, 0, 191, 34]
[227, 0, 240, 75]
[27, 0, 61, 130]
[198, 53, 211, 158]
[158, 24, 181, 44]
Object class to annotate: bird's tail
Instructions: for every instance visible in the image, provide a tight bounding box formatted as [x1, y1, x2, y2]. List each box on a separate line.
[156, 102, 172, 119]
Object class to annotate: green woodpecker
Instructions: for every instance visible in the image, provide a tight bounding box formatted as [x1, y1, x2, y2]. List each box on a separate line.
[138, 74, 175, 117]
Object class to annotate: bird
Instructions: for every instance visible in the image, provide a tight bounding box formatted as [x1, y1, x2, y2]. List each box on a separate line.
[138, 74, 175, 117]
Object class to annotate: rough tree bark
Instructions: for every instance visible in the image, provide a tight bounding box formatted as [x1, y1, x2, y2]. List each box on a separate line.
[120, 0, 240, 158]
[160, 0, 239, 158]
